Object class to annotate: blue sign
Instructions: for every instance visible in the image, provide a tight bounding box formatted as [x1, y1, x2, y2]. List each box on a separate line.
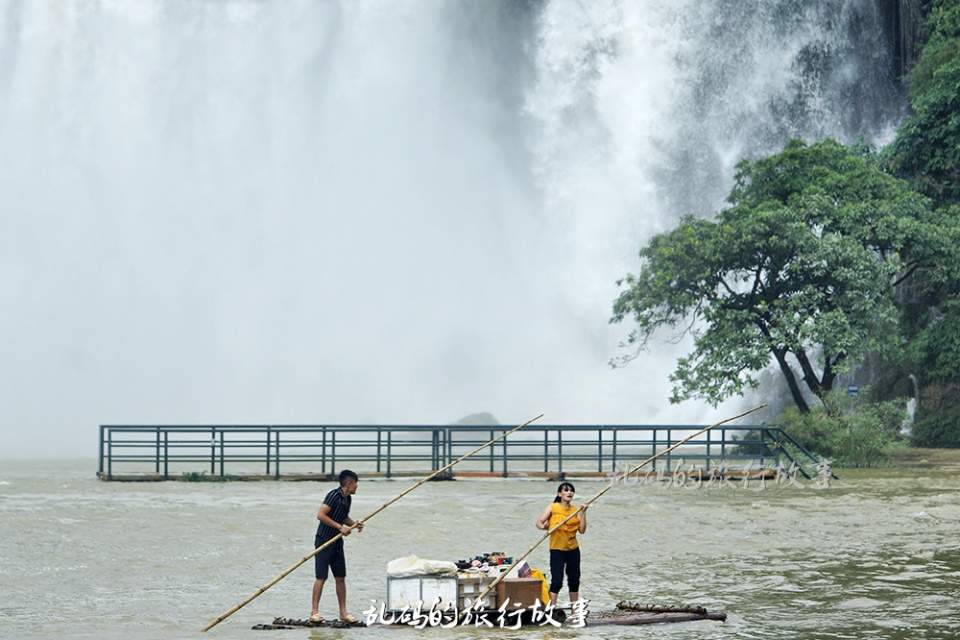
[847, 385, 860, 397]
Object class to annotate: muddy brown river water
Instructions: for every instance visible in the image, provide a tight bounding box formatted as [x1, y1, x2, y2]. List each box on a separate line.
[1, 458, 958, 639]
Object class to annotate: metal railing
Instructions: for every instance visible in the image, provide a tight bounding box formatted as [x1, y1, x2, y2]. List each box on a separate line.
[97, 423, 824, 481]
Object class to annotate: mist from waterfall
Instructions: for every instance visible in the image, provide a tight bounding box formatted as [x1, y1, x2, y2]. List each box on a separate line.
[0, 0, 903, 456]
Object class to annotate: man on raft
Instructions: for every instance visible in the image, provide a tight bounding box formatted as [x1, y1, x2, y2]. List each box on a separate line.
[310, 469, 363, 623]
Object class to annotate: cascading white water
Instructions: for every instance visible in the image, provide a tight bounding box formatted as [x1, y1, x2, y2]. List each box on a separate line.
[0, 0, 903, 455]
[902, 374, 919, 435]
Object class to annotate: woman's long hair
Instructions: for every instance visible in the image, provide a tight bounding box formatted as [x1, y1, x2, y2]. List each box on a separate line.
[553, 481, 576, 503]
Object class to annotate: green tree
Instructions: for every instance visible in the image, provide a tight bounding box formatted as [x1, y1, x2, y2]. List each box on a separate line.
[888, 0, 960, 205]
[611, 139, 949, 413]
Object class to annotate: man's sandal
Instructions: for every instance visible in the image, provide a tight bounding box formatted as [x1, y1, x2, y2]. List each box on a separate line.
[309, 613, 326, 624]
[340, 614, 359, 624]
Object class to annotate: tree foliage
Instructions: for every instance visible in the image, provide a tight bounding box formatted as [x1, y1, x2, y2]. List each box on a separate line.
[888, 0, 960, 205]
[611, 139, 953, 413]
[905, 299, 960, 384]
[883, 2, 960, 440]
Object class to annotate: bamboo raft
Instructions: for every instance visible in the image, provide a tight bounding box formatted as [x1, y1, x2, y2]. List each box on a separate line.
[252, 602, 726, 630]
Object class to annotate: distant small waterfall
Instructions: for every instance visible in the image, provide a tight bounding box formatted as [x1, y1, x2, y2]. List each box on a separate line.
[902, 374, 919, 436]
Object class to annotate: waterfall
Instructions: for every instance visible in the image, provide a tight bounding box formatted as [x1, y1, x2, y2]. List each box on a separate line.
[0, 1, 905, 454]
[902, 374, 919, 436]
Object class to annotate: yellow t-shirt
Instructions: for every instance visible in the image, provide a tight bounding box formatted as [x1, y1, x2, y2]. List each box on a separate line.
[548, 502, 580, 551]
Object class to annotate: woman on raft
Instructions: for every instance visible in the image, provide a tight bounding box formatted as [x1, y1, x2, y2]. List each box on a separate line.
[535, 481, 587, 607]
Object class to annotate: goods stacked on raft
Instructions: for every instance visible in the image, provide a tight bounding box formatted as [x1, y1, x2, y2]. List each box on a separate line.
[253, 554, 726, 630]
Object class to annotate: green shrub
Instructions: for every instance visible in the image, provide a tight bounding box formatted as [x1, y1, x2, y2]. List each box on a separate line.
[779, 392, 906, 467]
[911, 409, 960, 447]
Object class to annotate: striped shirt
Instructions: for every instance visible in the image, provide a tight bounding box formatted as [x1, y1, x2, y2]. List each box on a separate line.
[316, 487, 352, 541]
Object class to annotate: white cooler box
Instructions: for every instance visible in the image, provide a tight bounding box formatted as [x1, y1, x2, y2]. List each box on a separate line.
[386, 575, 458, 611]
[456, 573, 498, 610]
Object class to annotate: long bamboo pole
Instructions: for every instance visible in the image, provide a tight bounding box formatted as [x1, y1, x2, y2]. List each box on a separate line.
[201, 414, 544, 632]
[469, 405, 767, 612]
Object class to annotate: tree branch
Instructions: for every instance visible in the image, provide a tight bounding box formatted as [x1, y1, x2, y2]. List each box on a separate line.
[821, 359, 836, 392]
[749, 260, 764, 299]
[668, 300, 704, 344]
[755, 320, 810, 413]
[829, 351, 846, 368]
[718, 276, 736, 297]
[793, 349, 825, 399]
[891, 262, 921, 287]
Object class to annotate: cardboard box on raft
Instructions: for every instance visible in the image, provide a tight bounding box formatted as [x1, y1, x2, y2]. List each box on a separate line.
[496, 578, 543, 609]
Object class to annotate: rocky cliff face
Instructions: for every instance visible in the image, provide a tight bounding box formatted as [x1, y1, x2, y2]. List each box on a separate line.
[879, 0, 931, 79]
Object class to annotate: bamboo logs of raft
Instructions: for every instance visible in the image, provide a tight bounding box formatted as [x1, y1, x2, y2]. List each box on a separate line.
[616, 601, 708, 615]
[588, 609, 727, 626]
[202, 413, 544, 632]
[252, 616, 365, 630]
[251, 603, 728, 630]
[588, 602, 727, 625]
[468, 405, 767, 616]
